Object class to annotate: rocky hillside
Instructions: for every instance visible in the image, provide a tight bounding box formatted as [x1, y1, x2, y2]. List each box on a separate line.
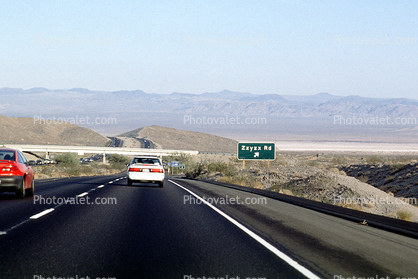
[195, 154, 418, 221]
[118, 125, 237, 153]
[340, 162, 418, 199]
[0, 115, 110, 146]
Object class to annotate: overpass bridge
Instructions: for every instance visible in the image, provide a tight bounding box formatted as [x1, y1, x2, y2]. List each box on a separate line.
[2, 144, 199, 162]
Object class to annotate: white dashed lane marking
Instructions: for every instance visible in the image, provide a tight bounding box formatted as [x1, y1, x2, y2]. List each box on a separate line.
[1, 178, 123, 235]
[30, 208, 55, 219]
[77, 192, 89, 198]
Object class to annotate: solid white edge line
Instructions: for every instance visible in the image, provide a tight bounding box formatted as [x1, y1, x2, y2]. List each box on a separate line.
[77, 192, 88, 197]
[169, 179, 321, 279]
[30, 208, 55, 220]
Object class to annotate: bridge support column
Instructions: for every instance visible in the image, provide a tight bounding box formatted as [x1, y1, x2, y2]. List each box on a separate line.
[103, 153, 106, 164]
[45, 152, 50, 159]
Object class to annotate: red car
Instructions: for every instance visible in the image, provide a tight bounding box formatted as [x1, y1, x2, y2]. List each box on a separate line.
[0, 148, 35, 198]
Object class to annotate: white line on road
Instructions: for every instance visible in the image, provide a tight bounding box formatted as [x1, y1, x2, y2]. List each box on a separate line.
[169, 179, 321, 279]
[30, 208, 55, 220]
[98, 185, 105, 188]
[77, 192, 89, 198]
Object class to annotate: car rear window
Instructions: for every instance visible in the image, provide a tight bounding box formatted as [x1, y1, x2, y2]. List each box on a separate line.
[133, 158, 160, 165]
[0, 151, 16, 161]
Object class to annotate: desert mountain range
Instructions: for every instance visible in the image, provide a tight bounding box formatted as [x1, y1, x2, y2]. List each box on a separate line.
[1, 88, 416, 117]
[1, 88, 416, 142]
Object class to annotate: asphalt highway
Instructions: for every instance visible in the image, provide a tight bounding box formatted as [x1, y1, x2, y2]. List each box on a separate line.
[0, 175, 417, 279]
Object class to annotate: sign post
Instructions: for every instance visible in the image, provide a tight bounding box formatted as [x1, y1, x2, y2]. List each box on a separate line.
[171, 161, 179, 174]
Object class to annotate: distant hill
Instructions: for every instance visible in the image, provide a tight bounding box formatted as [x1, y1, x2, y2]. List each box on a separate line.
[0, 115, 110, 146]
[119, 125, 237, 153]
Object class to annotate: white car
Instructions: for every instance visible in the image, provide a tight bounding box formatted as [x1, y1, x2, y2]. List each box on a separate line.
[127, 156, 165, 187]
[44, 159, 55, 164]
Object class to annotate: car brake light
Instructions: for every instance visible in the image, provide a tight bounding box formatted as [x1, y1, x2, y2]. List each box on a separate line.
[151, 168, 164, 173]
[2, 165, 18, 172]
[129, 167, 141, 172]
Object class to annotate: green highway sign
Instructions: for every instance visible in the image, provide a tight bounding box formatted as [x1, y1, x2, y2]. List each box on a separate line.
[237, 142, 275, 160]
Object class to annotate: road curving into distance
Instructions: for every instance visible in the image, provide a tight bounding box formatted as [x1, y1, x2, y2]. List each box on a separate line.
[0, 175, 417, 279]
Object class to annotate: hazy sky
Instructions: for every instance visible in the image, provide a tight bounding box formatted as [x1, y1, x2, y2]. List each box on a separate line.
[1, 0, 417, 98]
